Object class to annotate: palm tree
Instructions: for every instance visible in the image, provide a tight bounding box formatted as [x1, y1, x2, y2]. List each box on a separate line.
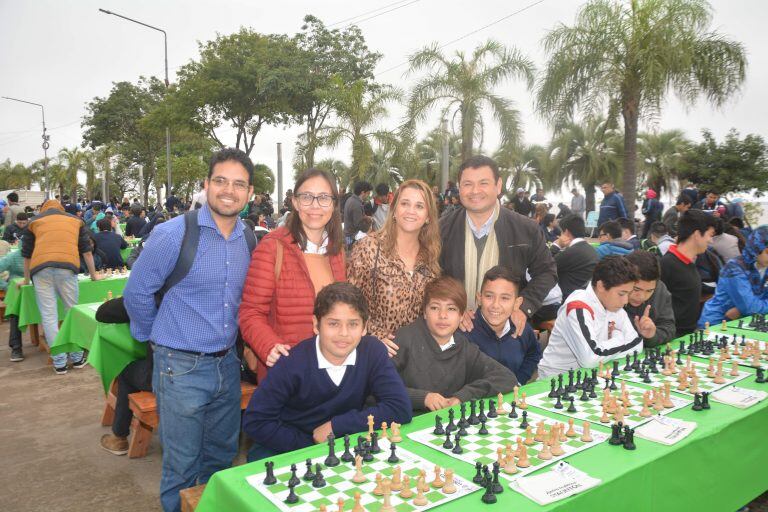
[547, 117, 623, 213]
[494, 143, 546, 197]
[57, 147, 87, 199]
[537, 0, 747, 215]
[637, 129, 690, 195]
[315, 158, 352, 193]
[321, 80, 401, 184]
[406, 39, 535, 162]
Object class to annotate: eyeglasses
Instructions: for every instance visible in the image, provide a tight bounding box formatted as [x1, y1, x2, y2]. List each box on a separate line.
[295, 193, 335, 208]
[209, 176, 249, 192]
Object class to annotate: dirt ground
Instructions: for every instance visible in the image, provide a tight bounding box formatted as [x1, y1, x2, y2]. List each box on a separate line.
[0, 320, 766, 512]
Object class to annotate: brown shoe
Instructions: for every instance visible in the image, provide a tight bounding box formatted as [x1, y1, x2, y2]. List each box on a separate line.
[100, 433, 129, 456]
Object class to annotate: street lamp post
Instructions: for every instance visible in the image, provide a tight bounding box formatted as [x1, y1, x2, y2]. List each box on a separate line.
[98, 8, 172, 202]
[1, 96, 50, 198]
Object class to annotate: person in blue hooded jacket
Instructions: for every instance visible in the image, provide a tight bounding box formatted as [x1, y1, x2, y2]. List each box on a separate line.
[597, 182, 628, 226]
[595, 220, 633, 259]
[698, 226, 768, 327]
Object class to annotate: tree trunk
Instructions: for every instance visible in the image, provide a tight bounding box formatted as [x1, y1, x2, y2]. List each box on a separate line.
[622, 97, 639, 218]
[585, 180, 596, 213]
[460, 106, 474, 163]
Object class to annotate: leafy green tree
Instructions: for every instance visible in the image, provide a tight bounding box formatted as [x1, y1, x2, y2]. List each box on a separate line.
[314, 158, 351, 193]
[537, 0, 747, 215]
[406, 39, 535, 162]
[293, 15, 382, 169]
[403, 127, 462, 186]
[0, 160, 35, 190]
[494, 143, 546, 197]
[175, 29, 308, 155]
[679, 129, 768, 195]
[57, 147, 87, 199]
[637, 129, 690, 194]
[547, 117, 622, 212]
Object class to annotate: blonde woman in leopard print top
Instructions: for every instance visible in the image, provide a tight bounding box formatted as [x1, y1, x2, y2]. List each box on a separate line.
[348, 179, 441, 356]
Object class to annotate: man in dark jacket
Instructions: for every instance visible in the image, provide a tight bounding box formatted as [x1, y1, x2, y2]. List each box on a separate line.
[124, 204, 146, 237]
[551, 214, 599, 299]
[2, 211, 28, 243]
[343, 181, 372, 249]
[439, 155, 557, 336]
[597, 181, 628, 226]
[624, 250, 676, 348]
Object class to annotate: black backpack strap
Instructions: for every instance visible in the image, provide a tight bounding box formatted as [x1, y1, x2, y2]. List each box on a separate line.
[241, 219, 257, 253]
[154, 210, 200, 307]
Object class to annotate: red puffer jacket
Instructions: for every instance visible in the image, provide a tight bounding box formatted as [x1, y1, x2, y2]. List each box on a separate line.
[240, 227, 346, 380]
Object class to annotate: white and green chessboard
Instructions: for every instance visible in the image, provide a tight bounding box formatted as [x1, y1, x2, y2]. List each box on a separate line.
[526, 381, 690, 429]
[247, 439, 480, 512]
[408, 409, 608, 481]
[616, 359, 751, 396]
[698, 333, 768, 370]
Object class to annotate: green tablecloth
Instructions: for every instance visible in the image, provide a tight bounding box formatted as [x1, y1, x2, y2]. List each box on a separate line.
[2, 275, 128, 329]
[49, 302, 144, 393]
[197, 326, 768, 511]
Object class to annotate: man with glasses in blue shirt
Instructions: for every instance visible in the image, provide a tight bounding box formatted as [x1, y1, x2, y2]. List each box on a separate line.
[124, 148, 255, 512]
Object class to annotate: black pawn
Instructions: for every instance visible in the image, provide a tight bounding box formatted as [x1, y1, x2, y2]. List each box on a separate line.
[312, 463, 326, 488]
[554, 394, 563, 409]
[458, 402, 469, 428]
[433, 414, 445, 435]
[588, 383, 598, 399]
[478, 418, 489, 435]
[548, 378, 558, 398]
[610, 376, 618, 390]
[325, 434, 340, 467]
[481, 480, 497, 504]
[452, 433, 463, 454]
[756, 368, 766, 384]
[624, 354, 632, 371]
[567, 397, 577, 413]
[340, 435, 354, 463]
[487, 399, 498, 418]
[458, 422, 468, 437]
[491, 462, 504, 494]
[302, 459, 314, 481]
[263, 461, 277, 485]
[443, 431, 454, 449]
[623, 427, 636, 451]
[692, 393, 703, 411]
[519, 410, 529, 430]
[468, 400, 479, 425]
[370, 432, 382, 454]
[284, 481, 299, 504]
[642, 370, 652, 384]
[580, 385, 589, 401]
[446, 409, 456, 433]
[473, 462, 484, 484]
[508, 402, 518, 419]
[576, 370, 583, 390]
[288, 463, 300, 487]
[388, 442, 400, 463]
[701, 392, 711, 410]
[612, 361, 620, 378]
[478, 399, 487, 422]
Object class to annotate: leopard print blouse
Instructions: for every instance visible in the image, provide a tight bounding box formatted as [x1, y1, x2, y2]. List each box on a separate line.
[348, 234, 438, 340]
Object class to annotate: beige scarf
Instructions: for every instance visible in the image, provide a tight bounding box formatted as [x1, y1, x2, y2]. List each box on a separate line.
[464, 205, 500, 310]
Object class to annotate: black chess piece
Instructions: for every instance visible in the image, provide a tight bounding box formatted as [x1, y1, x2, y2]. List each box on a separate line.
[443, 431, 454, 449]
[692, 393, 703, 411]
[446, 409, 456, 433]
[588, 382, 598, 399]
[676, 350, 683, 366]
[491, 462, 504, 494]
[701, 392, 711, 410]
[481, 480, 497, 504]
[302, 459, 314, 481]
[519, 410, 529, 429]
[603, 377, 611, 390]
[557, 374, 565, 396]
[567, 397, 577, 413]
[325, 434, 340, 466]
[478, 418, 489, 435]
[487, 398, 498, 419]
[575, 370, 584, 390]
[388, 442, 400, 463]
[369, 431, 382, 454]
[478, 399, 487, 422]
[458, 422, 468, 437]
[312, 463, 326, 488]
[554, 394, 563, 409]
[362, 443, 374, 463]
[469, 400, 479, 425]
[508, 401, 518, 419]
[756, 368, 766, 384]
[459, 402, 469, 428]
[566, 369, 576, 393]
[482, 466, 492, 487]
[340, 435, 354, 463]
[580, 385, 589, 401]
[624, 354, 632, 371]
[452, 433, 463, 454]
[610, 376, 618, 390]
[642, 369, 652, 384]
[738, 320, 744, 329]
[623, 427, 636, 450]
[473, 462, 484, 484]
[611, 361, 620, 378]
[548, 378, 558, 398]
[632, 351, 640, 371]
[263, 461, 277, 485]
[609, 423, 622, 445]
[288, 463, 300, 487]
[284, 481, 299, 504]
[433, 415, 445, 435]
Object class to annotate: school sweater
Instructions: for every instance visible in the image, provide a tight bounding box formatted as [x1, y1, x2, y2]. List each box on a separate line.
[392, 318, 518, 411]
[660, 245, 701, 337]
[466, 312, 542, 385]
[242, 335, 412, 454]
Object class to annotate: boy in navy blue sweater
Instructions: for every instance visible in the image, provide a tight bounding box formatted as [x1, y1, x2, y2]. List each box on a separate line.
[243, 282, 412, 460]
[466, 266, 543, 384]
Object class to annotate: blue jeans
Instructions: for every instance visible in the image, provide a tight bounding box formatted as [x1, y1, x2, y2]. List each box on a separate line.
[152, 344, 241, 512]
[32, 267, 82, 368]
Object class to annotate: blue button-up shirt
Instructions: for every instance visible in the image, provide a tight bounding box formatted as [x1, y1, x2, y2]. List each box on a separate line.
[123, 205, 252, 352]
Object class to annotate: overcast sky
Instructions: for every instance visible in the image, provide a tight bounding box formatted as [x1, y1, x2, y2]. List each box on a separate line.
[1, 0, 766, 198]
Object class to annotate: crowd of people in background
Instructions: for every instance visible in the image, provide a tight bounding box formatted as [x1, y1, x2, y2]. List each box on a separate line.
[2, 147, 767, 512]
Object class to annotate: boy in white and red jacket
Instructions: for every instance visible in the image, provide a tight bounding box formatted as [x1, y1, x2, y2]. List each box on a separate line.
[539, 256, 652, 379]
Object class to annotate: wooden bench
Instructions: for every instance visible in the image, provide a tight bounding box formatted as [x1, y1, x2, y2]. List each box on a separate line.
[126, 381, 257, 458]
[180, 483, 206, 512]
